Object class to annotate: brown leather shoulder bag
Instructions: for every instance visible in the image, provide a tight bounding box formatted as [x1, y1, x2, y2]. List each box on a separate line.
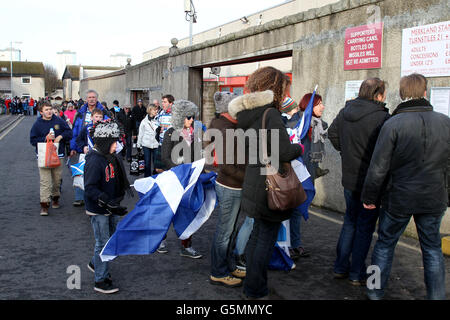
[261, 108, 307, 211]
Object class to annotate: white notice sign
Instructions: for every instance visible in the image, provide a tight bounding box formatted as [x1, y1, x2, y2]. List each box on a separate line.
[345, 80, 364, 101]
[430, 87, 450, 117]
[401, 21, 450, 77]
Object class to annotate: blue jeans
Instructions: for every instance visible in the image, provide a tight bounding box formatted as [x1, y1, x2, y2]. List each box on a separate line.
[334, 189, 379, 281]
[90, 214, 119, 283]
[75, 186, 84, 201]
[143, 147, 156, 177]
[210, 183, 242, 277]
[243, 218, 280, 299]
[289, 209, 303, 248]
[367, 210, 446, 300]
[234, 216, 254, 256]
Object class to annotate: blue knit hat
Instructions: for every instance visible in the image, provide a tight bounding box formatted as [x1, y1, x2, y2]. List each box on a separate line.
[280, 97, 298, 113]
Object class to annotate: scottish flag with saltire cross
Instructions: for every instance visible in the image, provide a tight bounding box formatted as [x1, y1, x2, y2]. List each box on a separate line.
[100, 158, 217, 262]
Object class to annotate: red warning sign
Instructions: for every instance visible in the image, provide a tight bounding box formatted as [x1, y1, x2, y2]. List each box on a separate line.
[344, 22, 383, 70]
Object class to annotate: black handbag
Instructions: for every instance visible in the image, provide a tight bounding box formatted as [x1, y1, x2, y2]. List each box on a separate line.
[261, 108, 307, 211]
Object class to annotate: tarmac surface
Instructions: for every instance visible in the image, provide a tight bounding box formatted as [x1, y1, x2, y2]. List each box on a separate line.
[0, 115, 449, 301]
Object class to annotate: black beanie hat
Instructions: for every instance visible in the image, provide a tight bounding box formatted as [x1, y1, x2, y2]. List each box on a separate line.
[90, 120, 121, 155]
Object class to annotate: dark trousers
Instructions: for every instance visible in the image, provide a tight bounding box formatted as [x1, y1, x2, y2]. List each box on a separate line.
[125, 134, 132, 160]
[243, 218, 280, 298]
[334, 189, 379, 281]
[143, 147, 156, 177]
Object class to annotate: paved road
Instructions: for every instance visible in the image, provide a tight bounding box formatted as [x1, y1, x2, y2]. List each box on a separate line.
[0, 115, 449, 300]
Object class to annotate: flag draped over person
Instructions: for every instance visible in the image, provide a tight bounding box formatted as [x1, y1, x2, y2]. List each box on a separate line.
[100, 159, 217, 262]
[269, 86, 318, 271]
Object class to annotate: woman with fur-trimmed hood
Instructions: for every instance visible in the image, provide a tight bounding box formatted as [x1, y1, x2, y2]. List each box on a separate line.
[228, 66, 304, 299]
[160, 99, 203, 259]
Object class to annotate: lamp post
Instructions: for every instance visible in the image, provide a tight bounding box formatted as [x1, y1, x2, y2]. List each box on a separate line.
[10, 41, 22, 98]
[184, 0, 197, 46]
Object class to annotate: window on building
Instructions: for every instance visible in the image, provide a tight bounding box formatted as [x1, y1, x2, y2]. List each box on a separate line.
[233, 87, 244, 96]
[22, 77, 31, 84]
[22, 94, 30, 99]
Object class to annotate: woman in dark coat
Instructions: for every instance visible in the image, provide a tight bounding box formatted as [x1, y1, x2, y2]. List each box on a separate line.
[228, 66, 304, 299]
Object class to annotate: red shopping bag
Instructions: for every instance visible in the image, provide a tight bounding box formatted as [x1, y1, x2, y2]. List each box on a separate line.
[45, 138, 61, 168]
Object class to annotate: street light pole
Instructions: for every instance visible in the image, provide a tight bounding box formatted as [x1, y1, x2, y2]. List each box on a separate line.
[10, 41, 13, 98]
[10, 41, 22, 98]
[184, 0, 197, 46]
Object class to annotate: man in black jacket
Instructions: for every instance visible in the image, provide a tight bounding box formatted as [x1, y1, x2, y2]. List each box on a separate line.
[122, 105, 136, 161]
[362, 73, 450, 300]
[328, 78, 390, 285]
[131, 99, 146, 134]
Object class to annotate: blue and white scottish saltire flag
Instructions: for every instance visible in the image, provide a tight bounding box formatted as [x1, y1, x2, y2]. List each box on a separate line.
[70, 159, 85, 177]
[290, 85, 318, 144]
[100, 158, 217, 262]
[269, 220, 296, 271]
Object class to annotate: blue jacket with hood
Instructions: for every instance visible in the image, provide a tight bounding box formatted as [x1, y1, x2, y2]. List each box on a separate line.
[70, 102, 109, 152]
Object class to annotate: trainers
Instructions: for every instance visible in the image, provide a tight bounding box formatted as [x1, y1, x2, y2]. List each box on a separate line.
[297, 247, 311, 257]
[180, 246, 202, 259]
[333, 272, 349, 279]
[236, 254, 246, 271]
[94, 280, 119, 294]
[349, 279, 366, 286]
[40, 202, 49, 216]
[157, 240, 168, 254]
[289, 248, 300, 261]
[87, 262, 95, 273]
[52, 196, 60, 209]
[231, 268, 246, 278]
[73, 200, 83, 207]
[210, 275, 242, 287]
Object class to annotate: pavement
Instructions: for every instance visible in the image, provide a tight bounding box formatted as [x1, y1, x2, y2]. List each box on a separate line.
[0, 115, 449, 301]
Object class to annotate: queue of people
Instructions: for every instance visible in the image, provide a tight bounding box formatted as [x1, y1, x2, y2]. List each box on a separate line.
[28, 68, 449, 299]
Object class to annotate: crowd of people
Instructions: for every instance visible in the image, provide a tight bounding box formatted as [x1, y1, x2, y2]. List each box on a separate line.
[28, 67, 449, 299]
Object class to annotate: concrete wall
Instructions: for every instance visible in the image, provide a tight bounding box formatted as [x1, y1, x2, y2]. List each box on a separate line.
[63, 79, 72, 100]
[71, 80, 80, 101]
[79, 71, 126, 108]
[202, 81, 220, 127]
[12, 76, 44, 99]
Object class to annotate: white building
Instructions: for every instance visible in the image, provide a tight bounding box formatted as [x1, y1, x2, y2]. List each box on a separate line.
[0, 48, 21, 62]
[110, 53, 131, 68]
[56, 50, 77, 79]
[62, 65, 121, 101]
[0, 61, 45, 99]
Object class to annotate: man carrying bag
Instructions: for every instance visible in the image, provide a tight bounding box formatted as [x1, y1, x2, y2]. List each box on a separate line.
[30, 102, 72, 216]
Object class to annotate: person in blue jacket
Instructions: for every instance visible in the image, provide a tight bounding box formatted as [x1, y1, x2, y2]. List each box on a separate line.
[30, 101, 72, 216]
[70, 89, 110, 207]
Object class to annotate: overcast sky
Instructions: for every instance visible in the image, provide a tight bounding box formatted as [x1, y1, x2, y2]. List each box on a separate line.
[3, 0, 285, 68]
